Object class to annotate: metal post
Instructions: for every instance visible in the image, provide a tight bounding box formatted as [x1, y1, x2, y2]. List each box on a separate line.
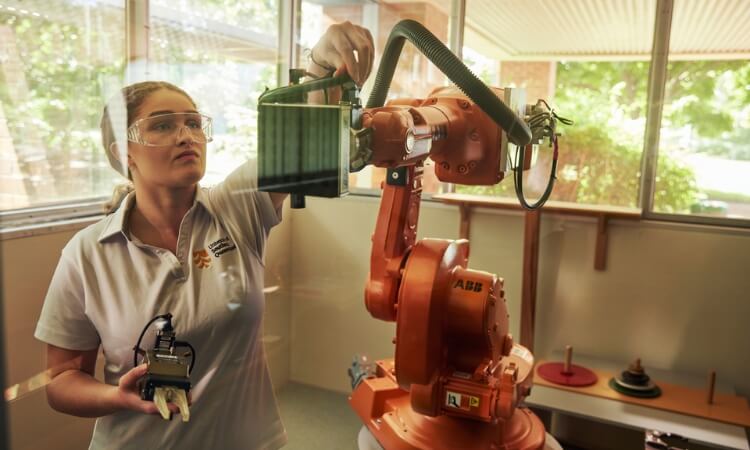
[0, 252, 8, 450]
[449, 0, 466, 58]
[278, 0, 301, 86]
[125, 0, 149, 83]
[638, 0, 673, 213]
[520, 209, 541, 351]
[444, 0, 466, 194]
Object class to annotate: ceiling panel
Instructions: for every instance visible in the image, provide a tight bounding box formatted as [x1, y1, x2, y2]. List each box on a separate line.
[465, 0, 750, 61]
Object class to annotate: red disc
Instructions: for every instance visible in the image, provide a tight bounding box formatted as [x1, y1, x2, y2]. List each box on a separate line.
[537, 362, 598, 387]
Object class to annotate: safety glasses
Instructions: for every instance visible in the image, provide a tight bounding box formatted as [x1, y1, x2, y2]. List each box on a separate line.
[127, 112, 213, 147]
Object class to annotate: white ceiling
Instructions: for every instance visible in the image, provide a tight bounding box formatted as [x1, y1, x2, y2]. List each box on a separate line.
[5, 0, 746, 62]
[464, 0, 750, 61]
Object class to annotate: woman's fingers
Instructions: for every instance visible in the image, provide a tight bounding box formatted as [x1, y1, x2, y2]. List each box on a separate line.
[138, 397, 159, 415]
[130, 391, 183, 416]
[119, 364, 148, 390]
[345, 24, 375, 85]
[313, 21, 375, 86]
[332, 34, 359, 84]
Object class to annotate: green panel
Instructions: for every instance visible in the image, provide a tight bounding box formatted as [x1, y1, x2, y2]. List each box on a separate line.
[258, 103, 346, 197]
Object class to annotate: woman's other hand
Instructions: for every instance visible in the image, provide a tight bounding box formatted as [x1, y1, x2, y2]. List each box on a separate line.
[45, 344, 182, 418]
[310, 21, 374, 86]
[113, 363, 181, 416]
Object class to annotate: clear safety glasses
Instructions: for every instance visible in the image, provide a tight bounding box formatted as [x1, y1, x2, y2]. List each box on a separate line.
[127, 112, 213, 147]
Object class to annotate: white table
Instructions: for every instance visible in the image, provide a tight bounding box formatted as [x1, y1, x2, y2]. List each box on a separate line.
[526, 374, 749, 449]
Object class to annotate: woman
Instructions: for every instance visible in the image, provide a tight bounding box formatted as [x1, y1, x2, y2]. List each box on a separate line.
[34, 22, 373, 449]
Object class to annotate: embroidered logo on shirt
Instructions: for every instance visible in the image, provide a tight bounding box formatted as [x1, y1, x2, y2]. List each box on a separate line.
[208, 236, 237, 258]
[193, 249, 211, 268]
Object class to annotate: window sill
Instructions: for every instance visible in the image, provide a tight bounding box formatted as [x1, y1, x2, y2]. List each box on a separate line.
[432, 193, 642, 272]
[0, 199, 108, 241]
[0, 216, 102, 241]
[433, 193, 642, 218]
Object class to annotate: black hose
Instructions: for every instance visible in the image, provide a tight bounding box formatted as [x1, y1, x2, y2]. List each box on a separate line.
[514, 138, 558, 210]
[366, 19, 531, 147]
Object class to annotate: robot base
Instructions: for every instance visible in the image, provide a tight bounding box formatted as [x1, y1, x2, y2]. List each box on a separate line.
[350, 360, 546, 450]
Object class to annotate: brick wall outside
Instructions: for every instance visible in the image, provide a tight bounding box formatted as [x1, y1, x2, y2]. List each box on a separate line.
[317, 5, 362, 27]
[499, 61, 557, 104]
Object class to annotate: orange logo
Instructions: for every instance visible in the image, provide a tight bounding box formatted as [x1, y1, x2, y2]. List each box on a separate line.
[192, 249, 211, 268]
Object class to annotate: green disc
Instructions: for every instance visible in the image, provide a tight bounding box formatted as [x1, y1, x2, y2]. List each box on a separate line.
[609, 378, 662, 398]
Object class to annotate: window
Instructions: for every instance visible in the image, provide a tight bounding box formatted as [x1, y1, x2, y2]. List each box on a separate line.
[651, 1, 750, 222]
[458, 0, 749, 227]
[148, 0, 280, 186]
[0, 0, 282, 221]
[0, 0, 126, 211]
[458, 0, 655, 209]
[1, 0, 747, 228]
[299, 0, 452, 195]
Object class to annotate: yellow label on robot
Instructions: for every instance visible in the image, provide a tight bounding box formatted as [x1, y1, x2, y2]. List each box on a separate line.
[470, 396, 480, 408]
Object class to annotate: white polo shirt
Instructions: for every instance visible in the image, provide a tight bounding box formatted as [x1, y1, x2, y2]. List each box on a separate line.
[35, 160, 287, 450]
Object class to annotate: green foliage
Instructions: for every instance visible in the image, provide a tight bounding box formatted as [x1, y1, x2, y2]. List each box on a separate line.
[1, 11, 125, 200]
[1, 2, 281, 199]
[457, 126, 697, 212]
[465, 58, 749, 210]
[182, 0, 278, 34]
[653, 152, 699, 213]
[555, 59, 750, 140]
[555, 61, 650, 125]
[662, 61, 746, 138]
[694, 127, 750, 161]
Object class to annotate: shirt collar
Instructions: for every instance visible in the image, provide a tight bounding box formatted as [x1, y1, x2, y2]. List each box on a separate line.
[97, 186, 210, 243]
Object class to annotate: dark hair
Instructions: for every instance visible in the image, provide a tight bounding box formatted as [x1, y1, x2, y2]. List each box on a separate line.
[100, 81, 197, 213]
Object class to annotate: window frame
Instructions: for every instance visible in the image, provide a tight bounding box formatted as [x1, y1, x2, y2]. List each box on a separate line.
[638, 0, 750, 228]
[1, 0, 748, 236]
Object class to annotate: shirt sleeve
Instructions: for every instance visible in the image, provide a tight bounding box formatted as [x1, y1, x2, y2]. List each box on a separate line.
[34, 247, 101, 351]
[207, 159, 282, 261]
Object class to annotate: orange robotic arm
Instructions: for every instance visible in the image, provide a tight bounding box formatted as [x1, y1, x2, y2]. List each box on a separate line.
[350, 19, 558, 450]
[363, 85, 523, 323]
[363, 86, 536, 421]
[364, 86, 518, 185]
